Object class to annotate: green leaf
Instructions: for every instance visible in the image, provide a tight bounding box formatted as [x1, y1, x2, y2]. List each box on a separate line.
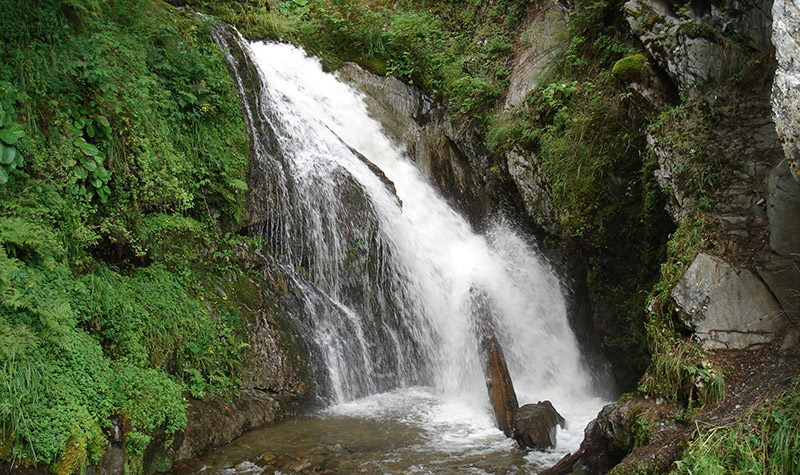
[95, 166, 110, 181]
[74, 165, 88, 180]
[83, 158, 97, 172]
[73, 138, 99, 157]
[97, 186, 109, 203]
[0, 143, 15, 165]
[97, 115, 110, 128]
[0, 123, 25, 145]
[91, 177, 103, 188]
[0, 104, 8, 127]
[13, 151, 23, 168]
[0, 167, 8, 184]
[87, 123, 96, 138]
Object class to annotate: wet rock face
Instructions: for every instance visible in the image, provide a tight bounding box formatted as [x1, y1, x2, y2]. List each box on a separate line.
[772, 0, 800, 181]
[566, 399, 639, 475]
[512, 401, 566, 450]
[171, 390, 281, 464]
[625, 0, 772, 96]
[336, 64, 525, 228]
[235, 254, 311, 398]
[671, 253, 787, 349]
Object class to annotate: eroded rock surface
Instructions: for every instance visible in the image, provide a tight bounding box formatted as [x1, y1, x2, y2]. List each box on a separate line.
[767, 160, 800, 257]
[336, 63, 525, 228]
[625, 0, 770, 96]
[503, 2, 568, 110]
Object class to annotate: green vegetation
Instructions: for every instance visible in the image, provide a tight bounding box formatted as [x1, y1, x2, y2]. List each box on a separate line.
[0, 0, 253, 471]
[672, 379, 800, 474]
[639, 321, 724, 406]
[628, 405, 656, 448]
[200, 0, 531, 128]
[0, 82, 28, 185]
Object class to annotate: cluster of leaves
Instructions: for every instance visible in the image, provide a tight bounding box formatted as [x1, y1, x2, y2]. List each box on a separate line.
[0, 82, 27, 185]
[66, 103, 113, 202]
[201, 0, 530, 128]
[0, 0, 254, 471]
[672, 378, 800, 474]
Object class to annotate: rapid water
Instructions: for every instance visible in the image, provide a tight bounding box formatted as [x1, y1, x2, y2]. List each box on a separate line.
[201, 30, 609, 473]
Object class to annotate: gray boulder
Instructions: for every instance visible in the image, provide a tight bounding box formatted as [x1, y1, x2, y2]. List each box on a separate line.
[671, 253, 787, 349]
[512, 400, 566, 450]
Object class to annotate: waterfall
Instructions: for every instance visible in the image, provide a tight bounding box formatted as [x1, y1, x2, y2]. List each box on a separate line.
[212, 27, 605, 437]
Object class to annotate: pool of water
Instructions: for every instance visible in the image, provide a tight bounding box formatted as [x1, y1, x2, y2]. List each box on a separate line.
[171, 388, 604, 474]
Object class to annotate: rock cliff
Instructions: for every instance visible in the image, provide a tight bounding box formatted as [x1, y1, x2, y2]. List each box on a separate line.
[622, 0, 799, 351]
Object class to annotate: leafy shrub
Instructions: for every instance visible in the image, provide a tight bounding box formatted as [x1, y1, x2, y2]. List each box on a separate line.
[0, 82, 27, 185]
[0, 0, 252, 470]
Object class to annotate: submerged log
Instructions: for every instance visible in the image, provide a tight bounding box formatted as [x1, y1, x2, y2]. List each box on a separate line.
[469, 286, 519, 437]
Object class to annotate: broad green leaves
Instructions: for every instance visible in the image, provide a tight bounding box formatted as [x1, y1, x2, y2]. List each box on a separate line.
[0, 82, 27, 185]
[68, 109, 113, 202]
[0, 122, 26, 145]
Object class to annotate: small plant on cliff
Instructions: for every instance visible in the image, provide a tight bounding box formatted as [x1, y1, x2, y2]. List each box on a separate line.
[638, 321, 725, 406]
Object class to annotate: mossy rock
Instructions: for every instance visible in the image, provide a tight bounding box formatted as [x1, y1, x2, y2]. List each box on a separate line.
[611, 54, 650, 82]
[679, 21, 718, 41]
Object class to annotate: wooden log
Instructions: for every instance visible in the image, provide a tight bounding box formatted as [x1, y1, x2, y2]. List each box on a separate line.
[469, 286, 519, 437]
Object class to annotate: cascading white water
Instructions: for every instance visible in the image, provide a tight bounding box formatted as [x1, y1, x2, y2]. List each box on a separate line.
[213, 28, 609, 467]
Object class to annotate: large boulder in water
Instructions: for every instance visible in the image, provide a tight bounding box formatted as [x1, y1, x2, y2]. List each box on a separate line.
[512, 401, 566, 450]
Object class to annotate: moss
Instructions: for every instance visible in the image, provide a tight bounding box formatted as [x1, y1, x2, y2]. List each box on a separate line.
[611, 54, 650, 82]
[679, 21, 718, 41]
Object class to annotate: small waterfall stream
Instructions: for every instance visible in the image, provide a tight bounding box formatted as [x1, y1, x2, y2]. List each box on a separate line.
[198, 28, 610, 473]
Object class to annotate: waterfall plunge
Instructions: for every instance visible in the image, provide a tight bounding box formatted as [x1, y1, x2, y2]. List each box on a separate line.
[215, 29, 607, 456]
